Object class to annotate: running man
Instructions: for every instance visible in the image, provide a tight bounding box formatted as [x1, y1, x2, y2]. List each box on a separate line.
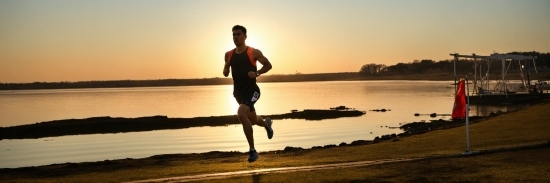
[223, 25, 273, 162]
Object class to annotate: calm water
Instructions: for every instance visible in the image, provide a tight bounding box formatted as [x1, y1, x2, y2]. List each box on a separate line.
[0, 81, 519, 168]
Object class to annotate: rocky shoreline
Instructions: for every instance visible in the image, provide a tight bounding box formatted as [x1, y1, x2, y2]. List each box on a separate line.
[1, 100, 548, 183]
[0, 104, 530, 172]
[0, 113, 500, 172]
[281, 106, 529, 153]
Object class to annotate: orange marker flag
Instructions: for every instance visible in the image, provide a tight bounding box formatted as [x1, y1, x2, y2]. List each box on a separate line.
[452, 79, 467, 119]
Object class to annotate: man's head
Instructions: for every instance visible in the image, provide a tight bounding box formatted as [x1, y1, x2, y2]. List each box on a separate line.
[232, 25, 247, 46]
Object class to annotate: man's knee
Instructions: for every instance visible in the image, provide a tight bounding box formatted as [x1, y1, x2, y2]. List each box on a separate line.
[247, 113, 258, 125]
[237, 105, 250, 120]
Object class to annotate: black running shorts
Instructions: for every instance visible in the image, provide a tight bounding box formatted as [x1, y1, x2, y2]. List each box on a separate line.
[234, 91, 260, 112]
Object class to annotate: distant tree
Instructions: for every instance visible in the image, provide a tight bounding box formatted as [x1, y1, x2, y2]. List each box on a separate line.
[385, 63, 409, 74]
[359, 63, 386, 76]
[360, 51, 548, 76]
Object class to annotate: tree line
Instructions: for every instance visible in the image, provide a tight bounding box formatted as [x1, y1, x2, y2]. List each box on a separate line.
[0, 73, 359, 90]
[0, 78, 233, 90]
[360, 51, 550, 76]
[1, 51, 547, 90]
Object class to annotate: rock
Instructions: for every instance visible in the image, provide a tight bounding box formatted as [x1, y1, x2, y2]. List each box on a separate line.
[350, 140, 370, 146]
[380, 135, 392, 140]
[66, 163, 79, 168]
[323, 144, 337, 148]
[283, 146, 303, 152]
[370, 109, 389, 112]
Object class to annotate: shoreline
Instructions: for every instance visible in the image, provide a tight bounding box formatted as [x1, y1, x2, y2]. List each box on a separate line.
[0, 107, 505, 169]
[2, 71, 548, 90]
[1, 100, 548, 182]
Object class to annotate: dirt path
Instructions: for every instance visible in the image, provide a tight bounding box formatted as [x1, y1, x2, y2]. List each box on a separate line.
[125, 157, 446, 183]
[125, 142, 548, 183]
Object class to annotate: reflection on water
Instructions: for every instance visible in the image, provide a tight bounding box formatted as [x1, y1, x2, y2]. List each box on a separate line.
[0, 81, 515, 127]
[0, 85, 237, 127]
[0, 81, 522, 168]
[0, 118, 401, 168]
[469, 104, 522, 116]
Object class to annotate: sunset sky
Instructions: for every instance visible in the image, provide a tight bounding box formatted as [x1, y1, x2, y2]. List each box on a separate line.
[1, 0, 549, 83]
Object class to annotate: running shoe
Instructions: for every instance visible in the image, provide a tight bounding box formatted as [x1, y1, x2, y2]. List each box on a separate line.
[265, 117, 274, 139]
[248, 149, 259, 162]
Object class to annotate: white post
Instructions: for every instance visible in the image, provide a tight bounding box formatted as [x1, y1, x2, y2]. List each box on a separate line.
[465, 75, 471, 152]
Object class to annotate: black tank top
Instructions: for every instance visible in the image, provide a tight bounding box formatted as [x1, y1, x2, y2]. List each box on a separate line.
[230, 47, 259, 96]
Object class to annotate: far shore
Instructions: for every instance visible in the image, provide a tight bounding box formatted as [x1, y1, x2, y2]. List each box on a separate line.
[2, 71, 549, 90]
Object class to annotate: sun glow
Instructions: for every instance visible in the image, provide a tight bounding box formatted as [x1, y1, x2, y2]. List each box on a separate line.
[3, 1, 548, 83]
[228, 97, 240, 115]
[222, 37, 263, 51]
[245, 38, 262, 50]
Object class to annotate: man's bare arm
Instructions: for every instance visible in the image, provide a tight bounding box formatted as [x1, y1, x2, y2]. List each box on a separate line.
[253, 49, 272, 76]
[223, 52, 230, 77]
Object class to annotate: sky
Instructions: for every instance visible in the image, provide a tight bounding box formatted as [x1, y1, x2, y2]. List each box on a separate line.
[1, 0, 549, 83]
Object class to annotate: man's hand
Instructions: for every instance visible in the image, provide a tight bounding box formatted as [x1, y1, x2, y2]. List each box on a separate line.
[223, 68, 230, 77]
[248, 71, 257, 78]
[223, 53, 230, 77]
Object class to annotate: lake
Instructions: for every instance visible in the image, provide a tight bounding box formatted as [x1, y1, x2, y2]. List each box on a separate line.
[0, 81, 520, 168]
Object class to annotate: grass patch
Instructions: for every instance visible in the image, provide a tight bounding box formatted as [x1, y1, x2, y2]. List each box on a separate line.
[216, 146, 550, 183]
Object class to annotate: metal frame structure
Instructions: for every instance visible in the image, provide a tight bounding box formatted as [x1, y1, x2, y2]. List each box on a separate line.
[450, 53, 537, 98]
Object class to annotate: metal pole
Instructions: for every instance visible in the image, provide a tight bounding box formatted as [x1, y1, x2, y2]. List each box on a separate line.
[465, 75, 470, 152]
[528, 59, 532, 89]
[480, 59, 484, 93]
[473, 54, 477, 94]
[502, 58, 507, 98]
[454, 55, 457, 95]
[485, 60, 493, 91]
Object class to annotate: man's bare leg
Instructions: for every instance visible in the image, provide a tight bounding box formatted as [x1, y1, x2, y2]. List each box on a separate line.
[248, 109, 274, 139]
[248, 110, 267, 127]
[237, 104, 255, 150]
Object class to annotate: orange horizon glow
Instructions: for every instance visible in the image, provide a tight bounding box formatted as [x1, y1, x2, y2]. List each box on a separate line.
[1, 0, 549, 83]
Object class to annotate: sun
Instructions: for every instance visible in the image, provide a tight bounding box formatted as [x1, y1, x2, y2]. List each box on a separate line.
[221, 35, 271, 61]
[224, 36, 263, 50]
[245, 38, 262, 49]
